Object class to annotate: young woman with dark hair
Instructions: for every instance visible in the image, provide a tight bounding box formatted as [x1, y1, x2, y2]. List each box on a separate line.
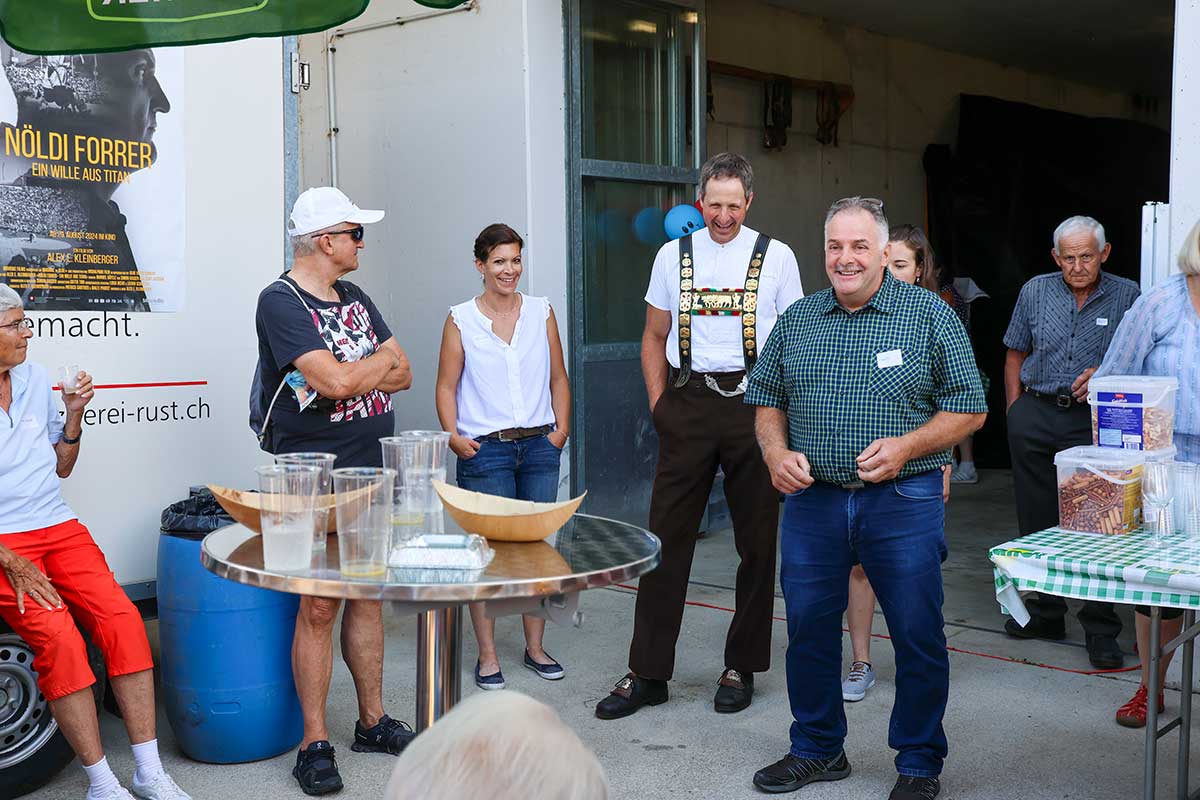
[435, 223, 571, 690]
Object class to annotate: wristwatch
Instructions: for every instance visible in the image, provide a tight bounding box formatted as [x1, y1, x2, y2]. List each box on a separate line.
[61, 432, 81, 445]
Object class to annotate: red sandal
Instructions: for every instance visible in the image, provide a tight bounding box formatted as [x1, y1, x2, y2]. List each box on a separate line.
[1116, 685, 1165, 728]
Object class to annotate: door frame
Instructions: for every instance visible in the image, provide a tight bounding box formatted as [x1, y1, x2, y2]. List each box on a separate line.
[563, 0, 706, 496]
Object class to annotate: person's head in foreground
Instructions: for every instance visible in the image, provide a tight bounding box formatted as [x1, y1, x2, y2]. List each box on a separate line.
[386, 691, 608, 800]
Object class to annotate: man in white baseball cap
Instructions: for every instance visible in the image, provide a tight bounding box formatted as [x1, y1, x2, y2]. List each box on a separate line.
[287, 186, 385, 237]
[254, 187, 414, 795]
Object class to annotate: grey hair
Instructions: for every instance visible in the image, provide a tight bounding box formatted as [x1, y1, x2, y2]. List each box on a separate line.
[824, 196, 890, 247]
[0, 283, 22, 313]
[1179, 217, 1200, 276]
[385, 691, 608, 800]
[290, 223, 341, 257]
[699, 152, 753, 199]
[1053, 215, 1106, 253]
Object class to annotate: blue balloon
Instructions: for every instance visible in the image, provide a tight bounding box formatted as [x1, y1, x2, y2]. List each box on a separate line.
[633, 207, 665, 245]
[663, 203, 704, 240]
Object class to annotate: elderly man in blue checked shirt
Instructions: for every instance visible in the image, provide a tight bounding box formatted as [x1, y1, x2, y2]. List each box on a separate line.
[745, 197, 986, 800]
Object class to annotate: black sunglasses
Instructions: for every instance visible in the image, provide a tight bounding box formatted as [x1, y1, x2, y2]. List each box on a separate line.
[312, 226, 365, 242]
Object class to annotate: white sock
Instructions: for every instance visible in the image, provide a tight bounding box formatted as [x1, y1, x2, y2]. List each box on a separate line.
[83, 756, 121, 800]
[958, 460, 975, 469]
[131, 739, 164, 784]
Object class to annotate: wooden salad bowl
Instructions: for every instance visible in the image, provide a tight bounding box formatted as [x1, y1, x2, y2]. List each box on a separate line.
[432, 480, 586, 542]
[208, 485, 343, 534]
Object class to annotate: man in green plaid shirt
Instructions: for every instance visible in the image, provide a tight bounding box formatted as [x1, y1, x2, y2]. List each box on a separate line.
[745, 198, 986, 800]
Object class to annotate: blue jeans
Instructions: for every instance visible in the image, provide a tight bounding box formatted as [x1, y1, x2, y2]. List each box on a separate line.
[455, 434, 562, 502]
[780, 469, 948, 778]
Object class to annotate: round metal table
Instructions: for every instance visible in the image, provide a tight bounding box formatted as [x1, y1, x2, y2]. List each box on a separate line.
[201, 514, 660, 730]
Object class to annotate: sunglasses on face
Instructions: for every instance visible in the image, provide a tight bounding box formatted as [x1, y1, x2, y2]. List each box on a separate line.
[312, 226, 365, 242]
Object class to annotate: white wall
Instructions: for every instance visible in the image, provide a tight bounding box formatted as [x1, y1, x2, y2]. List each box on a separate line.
[297, 0, 568, 444]
[706, 0, 1169, 292]
[33, 40, 283, 584]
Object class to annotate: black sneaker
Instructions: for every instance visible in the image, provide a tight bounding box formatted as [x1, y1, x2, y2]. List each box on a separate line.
[292, 741, 343, 796]
[1085, 634, 1124, 669]
[351, 714, 416, 755]
[889, 775, 941, 800]
[752, 751, 850, 793]
[1004, 617, 1066, 641]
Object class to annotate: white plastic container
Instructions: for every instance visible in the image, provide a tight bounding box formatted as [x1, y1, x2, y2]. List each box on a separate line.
[1054, 446, 1146, 535]
[1089, 375, 1178, 451]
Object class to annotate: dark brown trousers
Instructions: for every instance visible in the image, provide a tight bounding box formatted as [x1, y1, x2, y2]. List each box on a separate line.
[628, 371, 780, 680]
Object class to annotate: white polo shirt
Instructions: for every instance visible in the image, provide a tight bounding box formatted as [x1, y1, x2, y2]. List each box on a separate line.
[645, 225, 804, 373]
[0, 362, 75, 535]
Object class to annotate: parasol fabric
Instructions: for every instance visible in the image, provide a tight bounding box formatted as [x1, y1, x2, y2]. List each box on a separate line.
[0, 0, 370, 55]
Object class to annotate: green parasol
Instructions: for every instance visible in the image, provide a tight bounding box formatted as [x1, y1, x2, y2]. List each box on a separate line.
[0, 0, 372, 55]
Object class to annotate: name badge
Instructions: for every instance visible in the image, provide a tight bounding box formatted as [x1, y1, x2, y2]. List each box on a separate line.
[1096, 317, 1109, 327]
[876, 349, 904, 369]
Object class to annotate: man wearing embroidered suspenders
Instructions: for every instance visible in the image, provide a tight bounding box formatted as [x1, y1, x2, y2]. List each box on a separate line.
[596, 152, 804, 720]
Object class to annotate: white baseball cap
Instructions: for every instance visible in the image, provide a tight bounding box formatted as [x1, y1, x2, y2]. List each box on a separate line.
[288, 186, 385, 237]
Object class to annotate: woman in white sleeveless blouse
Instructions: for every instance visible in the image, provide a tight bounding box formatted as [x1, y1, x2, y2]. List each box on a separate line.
[435, 224, 571, 690]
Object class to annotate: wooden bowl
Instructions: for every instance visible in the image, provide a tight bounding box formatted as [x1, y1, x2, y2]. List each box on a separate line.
[432, 480, 586, 542]
[208, 485, 341, 534]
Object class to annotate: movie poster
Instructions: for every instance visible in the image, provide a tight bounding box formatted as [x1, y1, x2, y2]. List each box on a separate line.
[0, 45, 183, 312]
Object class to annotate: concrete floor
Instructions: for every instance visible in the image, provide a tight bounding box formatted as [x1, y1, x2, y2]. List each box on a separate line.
[37, 469, 1200, 799]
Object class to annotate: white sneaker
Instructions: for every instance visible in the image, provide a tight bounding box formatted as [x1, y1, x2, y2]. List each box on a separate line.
[950, 462, 978, 484]
[131, 772, 191, 800]
[841, 661, 876, 702]
[88, 786, 136, 800]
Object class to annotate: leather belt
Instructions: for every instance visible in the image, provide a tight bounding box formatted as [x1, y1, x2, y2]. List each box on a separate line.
[1024, 386, 1080, 409]
[671, 369, 747, 393]
[481, 424, 553, 442]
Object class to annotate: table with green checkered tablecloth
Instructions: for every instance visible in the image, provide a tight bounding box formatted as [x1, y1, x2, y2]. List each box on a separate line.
[990, 528, 1200, 625]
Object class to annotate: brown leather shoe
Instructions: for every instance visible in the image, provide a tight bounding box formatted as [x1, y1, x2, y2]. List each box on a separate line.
[595, 673, 668, 720]
[714, 668, 753, 713]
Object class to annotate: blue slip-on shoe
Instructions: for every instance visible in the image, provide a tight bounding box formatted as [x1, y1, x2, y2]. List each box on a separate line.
[523, 650, 565, 680]
[475, 661, 506, 690]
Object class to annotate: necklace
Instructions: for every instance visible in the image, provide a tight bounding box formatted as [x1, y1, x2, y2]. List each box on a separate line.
[479, 295, 519, 318]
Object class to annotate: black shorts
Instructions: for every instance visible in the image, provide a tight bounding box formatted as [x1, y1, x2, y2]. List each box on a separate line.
[1135, 605, 1185, 620]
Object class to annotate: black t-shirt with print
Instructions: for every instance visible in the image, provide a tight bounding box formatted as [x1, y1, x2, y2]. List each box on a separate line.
[255, 274, 395, 467]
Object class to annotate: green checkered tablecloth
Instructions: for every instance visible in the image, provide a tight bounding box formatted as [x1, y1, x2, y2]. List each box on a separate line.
[990, 528, 1200, 625]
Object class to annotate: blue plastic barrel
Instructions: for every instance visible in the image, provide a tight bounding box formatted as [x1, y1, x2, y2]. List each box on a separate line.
[157, 532, 302, 763]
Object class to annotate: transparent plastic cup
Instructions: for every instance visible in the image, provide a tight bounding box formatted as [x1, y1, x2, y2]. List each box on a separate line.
[1177, 463, 1200, 538]
[396, 431, 451, 534]
[380, 437, 425, 549]
[274, 452, 337, 551]
[256, 464, 320, 572]
[57, 365, 81, 394]
[333, 467, 395, 578]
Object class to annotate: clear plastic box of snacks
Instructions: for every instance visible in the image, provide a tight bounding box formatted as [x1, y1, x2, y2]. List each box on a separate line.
[1054, 446, 1145, 535]
[1089, 375, 1178, 451]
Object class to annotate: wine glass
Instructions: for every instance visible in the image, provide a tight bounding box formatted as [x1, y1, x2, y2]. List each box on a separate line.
[1143, 461, 1175, 539]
